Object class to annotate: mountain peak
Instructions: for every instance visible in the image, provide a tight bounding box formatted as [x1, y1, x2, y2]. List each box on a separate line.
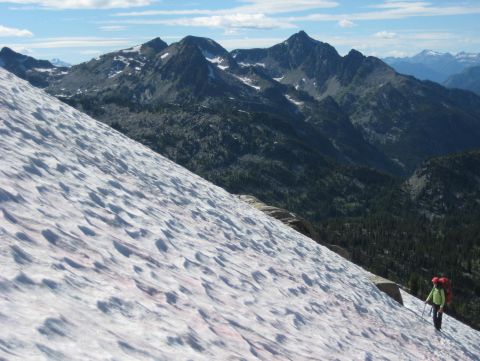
[287, 30, 316, 44]
[0, 47, 54, 70]
[141, 37, 168, 53]
[179, 36, 228, 54]
[180, 35, 215, 44]
[415, 49, 450, 58]
[345, 49, 364, 60]
[0, 47, 20, 58]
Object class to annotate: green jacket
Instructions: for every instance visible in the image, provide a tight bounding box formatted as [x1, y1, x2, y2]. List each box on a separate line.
[426, 286, 445, 307]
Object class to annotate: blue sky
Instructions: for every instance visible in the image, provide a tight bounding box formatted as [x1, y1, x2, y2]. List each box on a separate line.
[1, 0, 480, 64]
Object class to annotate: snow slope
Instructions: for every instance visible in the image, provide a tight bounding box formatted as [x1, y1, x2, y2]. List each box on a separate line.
[0, 68, 479, 360]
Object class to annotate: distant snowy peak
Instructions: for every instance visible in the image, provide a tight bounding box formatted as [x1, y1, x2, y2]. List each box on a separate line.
[420, 49, 446, 57]
[455, 52, 480, 63]
[390, 49, 480, 63]
[384, 49, 480, 83]
[50, 58, 71, 67]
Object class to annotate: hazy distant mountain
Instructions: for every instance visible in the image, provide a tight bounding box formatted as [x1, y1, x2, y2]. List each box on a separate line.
[444, 65, 480, 95]
[51, 58, 71, 67]
[383, 50, 480, 83]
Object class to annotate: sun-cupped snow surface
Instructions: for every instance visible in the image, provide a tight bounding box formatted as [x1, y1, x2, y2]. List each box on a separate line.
[0, 68, 479, 361]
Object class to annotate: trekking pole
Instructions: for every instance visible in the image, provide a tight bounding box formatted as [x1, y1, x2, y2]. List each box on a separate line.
[429, 306, 433, 316]
[421, 303, 427, 319]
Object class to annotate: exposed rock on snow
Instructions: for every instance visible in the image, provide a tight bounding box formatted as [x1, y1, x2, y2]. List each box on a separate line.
[1, 68, 479, 360]
[237, 194, 317, 241]
[370, 275, 403, 305]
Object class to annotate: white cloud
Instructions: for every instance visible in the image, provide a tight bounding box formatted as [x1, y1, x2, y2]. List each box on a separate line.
[218, 0, 338, 14]
[374, 31, 397, 39]
[5, 37, 135, 49]
[0, 24, 33, 37]
[114, 0, 338, 17]
[217, 37, 286, 50]
[0, 0, 151, 9]
[291, 2, 480, 22]
[338, 19, 355, 28]
[386, 50, 409, 57]
[109, 0, 480, 35]
[99, 25, 127, 31]
[316, 31, 478, 58]
[79, 49, 102, 55]
[160, 13, 296, 30]
[9, 45, 34, 54]
[370, 1, 431, 10]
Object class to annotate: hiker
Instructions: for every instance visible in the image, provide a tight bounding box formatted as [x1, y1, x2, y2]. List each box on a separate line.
[425, 277, 445, 330]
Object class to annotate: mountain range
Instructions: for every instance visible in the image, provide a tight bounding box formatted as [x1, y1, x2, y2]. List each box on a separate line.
[4, 32, 480, 175]
[384, 49, 480, 83]
[444, 65, 480, 95]
[2, 32, 480, 329]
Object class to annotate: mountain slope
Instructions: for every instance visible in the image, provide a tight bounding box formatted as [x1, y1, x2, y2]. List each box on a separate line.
[407, 149, 480, 217]
[0, 47, 66, 87]
[2, 68, 480, 360]
[444, 65, 480, 95]
[320, 148, 480, 330]
[381, 60, 444, 82]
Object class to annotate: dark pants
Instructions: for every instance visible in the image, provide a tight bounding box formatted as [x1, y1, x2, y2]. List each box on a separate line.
[433, 304, 443, 330]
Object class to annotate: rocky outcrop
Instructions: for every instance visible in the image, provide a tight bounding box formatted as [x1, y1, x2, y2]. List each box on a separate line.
[237, 194, 351, 260]
[370, 275, 403, 305]
[239, 195, 402, 305]
[237, 195, 317, 240]
[326, 244, 350, 260]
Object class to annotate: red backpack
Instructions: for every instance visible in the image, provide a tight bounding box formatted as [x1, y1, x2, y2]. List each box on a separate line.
[439, 277, 453, 305]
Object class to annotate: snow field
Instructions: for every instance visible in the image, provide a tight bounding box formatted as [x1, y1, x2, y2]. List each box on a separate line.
[0, 68, 479, 360]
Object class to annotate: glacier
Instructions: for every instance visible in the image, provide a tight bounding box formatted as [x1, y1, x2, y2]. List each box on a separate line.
[0, 68, 479, 360]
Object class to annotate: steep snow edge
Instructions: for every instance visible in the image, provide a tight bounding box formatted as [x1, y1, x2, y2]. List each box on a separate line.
[0, 68, 479, 360]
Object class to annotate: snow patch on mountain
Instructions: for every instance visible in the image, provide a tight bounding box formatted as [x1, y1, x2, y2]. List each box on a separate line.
[202, 51, 229, 71]
[425, 50, 444, 56]
[121, 45, 141, 54]
[238, 62, 266, 68]
[285, 94, 303, 107]
[234, 75, 260, 91]
[0, 68, 479, 360]
[33, 67, 55, 73]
